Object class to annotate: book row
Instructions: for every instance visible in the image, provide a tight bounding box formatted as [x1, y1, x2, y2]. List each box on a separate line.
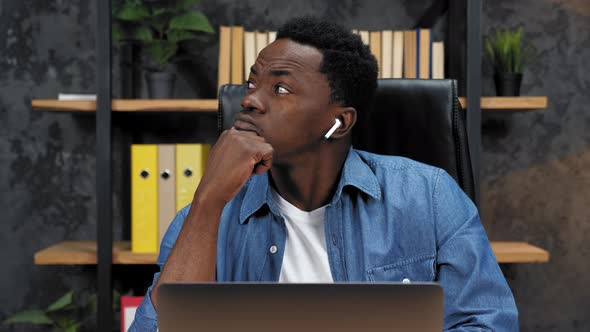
[217, 26, 444, 91]
[354, 29, 444, 80]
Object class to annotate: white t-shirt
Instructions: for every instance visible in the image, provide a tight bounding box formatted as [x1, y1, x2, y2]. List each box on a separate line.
[271, 189, 334, 283]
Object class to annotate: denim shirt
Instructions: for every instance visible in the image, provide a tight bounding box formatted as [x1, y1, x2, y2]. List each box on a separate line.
[130, 148, 518, 332]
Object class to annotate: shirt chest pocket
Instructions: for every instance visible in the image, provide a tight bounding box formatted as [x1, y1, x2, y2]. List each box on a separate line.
[366, 254, 436, 282]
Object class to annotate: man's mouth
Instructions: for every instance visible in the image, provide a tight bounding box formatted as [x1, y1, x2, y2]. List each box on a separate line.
[233, 119, 260, 136]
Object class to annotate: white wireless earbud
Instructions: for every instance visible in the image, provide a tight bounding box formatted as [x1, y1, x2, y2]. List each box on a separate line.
[324, 118, 342, 139]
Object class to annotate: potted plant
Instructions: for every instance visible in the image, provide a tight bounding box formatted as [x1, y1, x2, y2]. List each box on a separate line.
[485, 27, 535, 96]
[112, 0, 214, 98]
[2, 290, 121, 332]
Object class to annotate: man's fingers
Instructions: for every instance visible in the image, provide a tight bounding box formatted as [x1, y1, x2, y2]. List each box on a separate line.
[253, 154, 273, 174]
[229, 127, 265, 142]
[252, 144, 273, 175]
[253, 163, 271, 175]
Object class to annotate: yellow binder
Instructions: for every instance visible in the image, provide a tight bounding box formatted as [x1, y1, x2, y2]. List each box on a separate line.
[158, 144, 176, 246]
[131, 144, 158, 253]
[176, 144, 210, 211]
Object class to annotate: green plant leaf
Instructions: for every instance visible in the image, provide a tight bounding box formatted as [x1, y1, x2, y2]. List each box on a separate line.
[149, 19, 167, 37]
[47, 291, 74, 312]
[147, 41, 178, 67]
[485, 26, 533, 73]
[3, 310, 53, 325]
[153, 7, 176, 16]
[168, 29, 196, 43]
[51, 321, 81, 332]
[179, 0, 203, 9]
[112, 289, 122, 311]
[87, 293, 97, 314]
[63, 321, 81, 332]
[169, 12, 214, 33]
[133, 26, 154, 42]
[485, 40, 494, 62]
[113, 1, 150, 21]
[112, 25, 126, 42]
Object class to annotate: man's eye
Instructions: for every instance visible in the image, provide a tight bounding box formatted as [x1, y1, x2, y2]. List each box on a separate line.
[247, 81, 256, 89]
[275, 85, 289, 94]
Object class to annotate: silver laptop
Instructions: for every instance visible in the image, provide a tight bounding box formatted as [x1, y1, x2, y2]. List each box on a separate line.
[158, 282, 443, 332]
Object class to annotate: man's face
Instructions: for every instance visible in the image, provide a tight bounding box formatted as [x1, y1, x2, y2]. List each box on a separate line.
[235, 38, 337, 163]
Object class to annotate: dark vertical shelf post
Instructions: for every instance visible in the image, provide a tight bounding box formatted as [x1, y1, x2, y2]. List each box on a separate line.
[96, 0, 113, 331]
[466, 0, 481, 206]
[448, 0, 481, 206]
[447, 0, 467, 95]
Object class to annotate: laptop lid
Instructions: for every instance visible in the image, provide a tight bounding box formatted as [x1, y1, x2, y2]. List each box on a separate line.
[158, 282, 443, 332]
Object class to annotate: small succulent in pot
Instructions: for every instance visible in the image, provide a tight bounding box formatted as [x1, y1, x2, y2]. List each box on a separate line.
[485, 27, 535, 96]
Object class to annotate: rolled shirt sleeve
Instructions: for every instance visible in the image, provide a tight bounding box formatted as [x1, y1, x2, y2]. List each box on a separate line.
[434, 170, 519, 331]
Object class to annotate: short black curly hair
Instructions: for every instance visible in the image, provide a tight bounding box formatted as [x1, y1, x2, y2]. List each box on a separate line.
[276, 16, 378, 116]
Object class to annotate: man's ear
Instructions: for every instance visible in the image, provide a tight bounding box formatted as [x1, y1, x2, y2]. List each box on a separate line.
[330, 107, 357, 139]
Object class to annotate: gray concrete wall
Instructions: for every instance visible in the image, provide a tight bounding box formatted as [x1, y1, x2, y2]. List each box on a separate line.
[0, 0, 587, 330]
[480, 1, 590, 331]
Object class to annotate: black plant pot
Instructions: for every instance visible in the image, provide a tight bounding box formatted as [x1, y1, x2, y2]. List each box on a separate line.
[145, 71, 176, 99]
[493, 72, 523, 96]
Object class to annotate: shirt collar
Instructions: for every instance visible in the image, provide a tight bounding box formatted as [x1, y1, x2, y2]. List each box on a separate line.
[239, 147, 382, 224]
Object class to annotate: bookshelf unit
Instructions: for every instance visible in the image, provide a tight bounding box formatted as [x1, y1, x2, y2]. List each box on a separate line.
[30, 1, 550, 330]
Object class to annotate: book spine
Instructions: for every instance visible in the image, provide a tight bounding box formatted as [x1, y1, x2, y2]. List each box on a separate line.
[359, 30, 370, 46]
[369, 31, 382, 78]
[243, 31, 256, 81]
[381, 30, 393, 79]
[217, 26, 232, 94]
[403, 30, 416, 79]
[429, 31, 433, 79]
[418, 29, 431, 79]
[255, 31, 268, 56]
[231, 26, 244, 84]
[392, 31, 404, 79]
[267, 31, 277, 43]
[432, 42, 445, 79]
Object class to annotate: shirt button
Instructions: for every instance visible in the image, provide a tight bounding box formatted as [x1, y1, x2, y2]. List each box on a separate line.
[269, 245, 277, 254]
[402, 278, 411, 284]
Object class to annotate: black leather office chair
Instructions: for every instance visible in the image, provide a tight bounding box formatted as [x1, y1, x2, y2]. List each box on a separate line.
[217, 79, 475, 201]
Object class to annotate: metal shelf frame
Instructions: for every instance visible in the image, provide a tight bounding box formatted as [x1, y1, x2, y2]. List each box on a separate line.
[96, 1, 112, 330]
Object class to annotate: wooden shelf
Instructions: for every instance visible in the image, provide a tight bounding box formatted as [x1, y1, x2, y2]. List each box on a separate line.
[34, 240, 549, 265]
[34, 241, 157, 265]
[31, 99, 218, 113]
[458, 96, 548, 111]
[33, 97, 547, 113]
[490, 242, 549, 263]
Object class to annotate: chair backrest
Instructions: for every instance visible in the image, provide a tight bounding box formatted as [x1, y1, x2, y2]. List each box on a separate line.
[217, 79, 475, 201]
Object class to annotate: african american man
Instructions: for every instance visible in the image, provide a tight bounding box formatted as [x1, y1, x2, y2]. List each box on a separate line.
[130, 17, 518, 332]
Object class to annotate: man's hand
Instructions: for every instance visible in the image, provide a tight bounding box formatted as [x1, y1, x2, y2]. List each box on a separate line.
[194, 127, 273, 208]
[151, 128, 273, 309]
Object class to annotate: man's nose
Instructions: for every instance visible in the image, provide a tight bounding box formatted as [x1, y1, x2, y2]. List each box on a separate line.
[240, 90, 266, 114]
